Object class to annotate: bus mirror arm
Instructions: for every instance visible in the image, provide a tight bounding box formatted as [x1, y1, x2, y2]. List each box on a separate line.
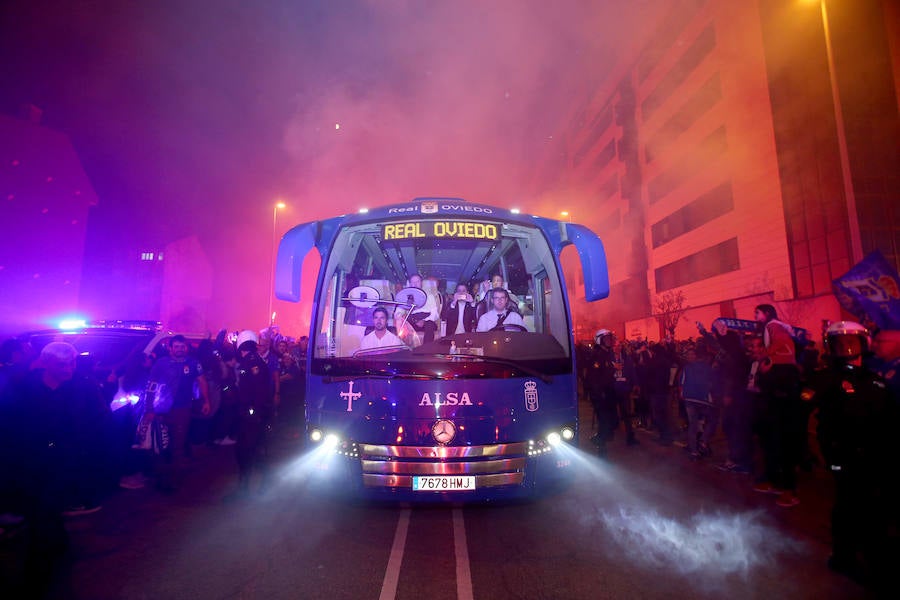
[275, 222, 319, 302]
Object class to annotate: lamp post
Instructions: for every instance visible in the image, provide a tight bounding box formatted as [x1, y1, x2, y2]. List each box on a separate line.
[815, 0, 863, 263]
[268, 201, 286, 325]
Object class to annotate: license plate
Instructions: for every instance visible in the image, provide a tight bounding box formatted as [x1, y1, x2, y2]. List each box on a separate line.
[412, 476, 476, 491]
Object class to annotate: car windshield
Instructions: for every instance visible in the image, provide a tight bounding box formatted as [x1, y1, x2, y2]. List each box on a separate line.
[310, 218, 571, 374]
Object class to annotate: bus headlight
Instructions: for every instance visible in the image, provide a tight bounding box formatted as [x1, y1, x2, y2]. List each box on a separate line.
[546, 432, 562, 446]
[561, 427, 575, 441]
[323, 433, 340, 448]
[310, 428, 324, 443]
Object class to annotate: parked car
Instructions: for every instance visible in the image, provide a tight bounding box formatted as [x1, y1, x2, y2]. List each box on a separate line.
[18, 320, 210, 409]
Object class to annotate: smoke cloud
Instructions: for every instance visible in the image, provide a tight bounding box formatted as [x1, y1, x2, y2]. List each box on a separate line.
[280, 0, 668, 217]
[598, 507, 801, 578]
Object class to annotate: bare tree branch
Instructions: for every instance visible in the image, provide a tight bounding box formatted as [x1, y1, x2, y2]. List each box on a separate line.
[654, 290, 689, 338]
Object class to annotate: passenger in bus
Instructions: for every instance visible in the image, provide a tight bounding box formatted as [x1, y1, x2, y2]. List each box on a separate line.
[476, 288, 527, 332]
[477, 274, 520, 322]
[442, 283, 478, 334]
[360, 307, 406, 350]
[402, 274, 439, 343]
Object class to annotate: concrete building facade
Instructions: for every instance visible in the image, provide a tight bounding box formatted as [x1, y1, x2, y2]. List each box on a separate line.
[546, 0, 899, 341]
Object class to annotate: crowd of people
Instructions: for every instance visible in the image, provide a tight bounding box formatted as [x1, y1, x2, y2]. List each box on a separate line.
[579, 303, 899, 592]
[2, 299, 898, 594]
[0, 326, 307, 595]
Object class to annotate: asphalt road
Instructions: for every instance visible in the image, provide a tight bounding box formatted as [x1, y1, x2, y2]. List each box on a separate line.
[3, 399, 865, 600]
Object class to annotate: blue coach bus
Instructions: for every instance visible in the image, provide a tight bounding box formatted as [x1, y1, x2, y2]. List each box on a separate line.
[275, 198, 609, 498]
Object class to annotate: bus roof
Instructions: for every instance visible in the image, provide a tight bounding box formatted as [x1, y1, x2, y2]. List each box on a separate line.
[275, 198, 610, 303]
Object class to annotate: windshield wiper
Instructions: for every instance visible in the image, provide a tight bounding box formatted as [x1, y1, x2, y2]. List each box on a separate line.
[322, 372, 439, 383]
[431, 354, 554, 383]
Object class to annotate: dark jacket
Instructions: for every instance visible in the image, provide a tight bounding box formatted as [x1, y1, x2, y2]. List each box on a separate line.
[584, 345, 616, 397]
[2, 369, 104, 510]
[237, 351, 273, 417]
[813, 363, 894, 471]
[442, 299, 478, 334]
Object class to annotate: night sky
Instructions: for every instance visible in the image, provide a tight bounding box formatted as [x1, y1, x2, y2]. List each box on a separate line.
[1, 0, 666, 332]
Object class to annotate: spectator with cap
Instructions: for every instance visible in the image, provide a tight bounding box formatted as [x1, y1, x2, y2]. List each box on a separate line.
[1, 342, 101, 595]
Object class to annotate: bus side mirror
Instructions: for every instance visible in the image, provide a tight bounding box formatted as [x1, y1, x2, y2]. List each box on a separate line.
[275, 222, 318, 302]
[565, 223, 610, 302]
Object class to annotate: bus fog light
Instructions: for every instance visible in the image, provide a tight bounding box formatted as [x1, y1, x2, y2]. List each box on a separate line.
[546, 432, 562, 446]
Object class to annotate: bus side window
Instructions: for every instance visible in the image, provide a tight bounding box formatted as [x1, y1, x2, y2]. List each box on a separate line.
[335, 307, 365, 356]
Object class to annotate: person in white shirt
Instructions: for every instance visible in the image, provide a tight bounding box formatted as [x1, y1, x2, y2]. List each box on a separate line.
[360, 307, 406, 350]
[476, 288, 526, 332]
[442, 283, 477, 334]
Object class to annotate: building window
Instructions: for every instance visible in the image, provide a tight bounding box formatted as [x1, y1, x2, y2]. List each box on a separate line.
[637, 0, 708, 83]
[591, 139, 617, 174]
[645, 73, 722, 164]
[655, 237, 740, 291]
[597, 174, 619, 202]
[140, 252, 154, 261]
[642, 23, 716, 122]
[648, 126, 728, 204]
[574, 106, 614, 166]
[651, 182, 734, 248]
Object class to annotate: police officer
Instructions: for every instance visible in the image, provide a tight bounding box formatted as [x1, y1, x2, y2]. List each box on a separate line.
[229, 330, 275, 498]
[811, 321, 896, 591]
[584, 329, 619, 457]
[869, 328, 900, 401]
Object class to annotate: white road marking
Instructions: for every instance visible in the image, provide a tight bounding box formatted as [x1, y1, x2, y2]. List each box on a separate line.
[379, 507, 473, 600]
[379, 508, 411, 600]
[453, 508, 474, 600]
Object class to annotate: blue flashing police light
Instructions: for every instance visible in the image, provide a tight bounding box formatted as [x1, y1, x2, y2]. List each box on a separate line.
[58, 318, 88, 330]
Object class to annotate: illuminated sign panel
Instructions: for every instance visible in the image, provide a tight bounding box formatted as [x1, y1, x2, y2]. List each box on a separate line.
[382, 221, 499, 240]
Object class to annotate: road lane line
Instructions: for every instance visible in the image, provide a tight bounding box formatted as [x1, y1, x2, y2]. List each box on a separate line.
[453, 508, 474, 600]
[379, 508, 411, 600]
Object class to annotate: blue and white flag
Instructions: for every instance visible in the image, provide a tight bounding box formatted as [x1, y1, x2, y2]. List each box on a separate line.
[832, 250, 900, 330]
[710, 317, 809, 343]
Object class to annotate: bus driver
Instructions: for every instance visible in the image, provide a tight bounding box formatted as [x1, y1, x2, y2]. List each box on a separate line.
[360, 307, 406, 350]
[476, 288, 526, 332]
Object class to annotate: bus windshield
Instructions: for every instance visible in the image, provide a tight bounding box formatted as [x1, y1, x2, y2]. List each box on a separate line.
[311, 218, 571, 374]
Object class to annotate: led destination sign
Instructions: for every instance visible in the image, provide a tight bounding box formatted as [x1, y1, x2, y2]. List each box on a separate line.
[382, 221, 499, 241]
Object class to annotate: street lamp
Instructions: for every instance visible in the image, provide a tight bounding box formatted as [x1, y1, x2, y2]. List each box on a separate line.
[805, 0, 863, 262]
[268, 201, 287, 325]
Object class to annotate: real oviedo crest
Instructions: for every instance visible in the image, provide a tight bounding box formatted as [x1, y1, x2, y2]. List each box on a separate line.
[524, 380, 539, 412]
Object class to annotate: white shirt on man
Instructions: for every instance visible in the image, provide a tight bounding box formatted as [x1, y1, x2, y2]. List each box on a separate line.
[359, 329, 405, 350]
[476, 309, 525, 332]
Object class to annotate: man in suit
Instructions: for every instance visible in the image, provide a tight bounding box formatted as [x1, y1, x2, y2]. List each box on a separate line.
[443, 283, 478, 334]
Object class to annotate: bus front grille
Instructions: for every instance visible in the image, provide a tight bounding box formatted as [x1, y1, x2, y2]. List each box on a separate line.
[358, 442, 528, 489]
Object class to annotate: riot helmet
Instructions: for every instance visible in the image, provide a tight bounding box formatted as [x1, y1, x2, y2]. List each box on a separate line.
[236, 329, 259, 352]
[594, 329, 614, 347]
[824, 321, 869, 362]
